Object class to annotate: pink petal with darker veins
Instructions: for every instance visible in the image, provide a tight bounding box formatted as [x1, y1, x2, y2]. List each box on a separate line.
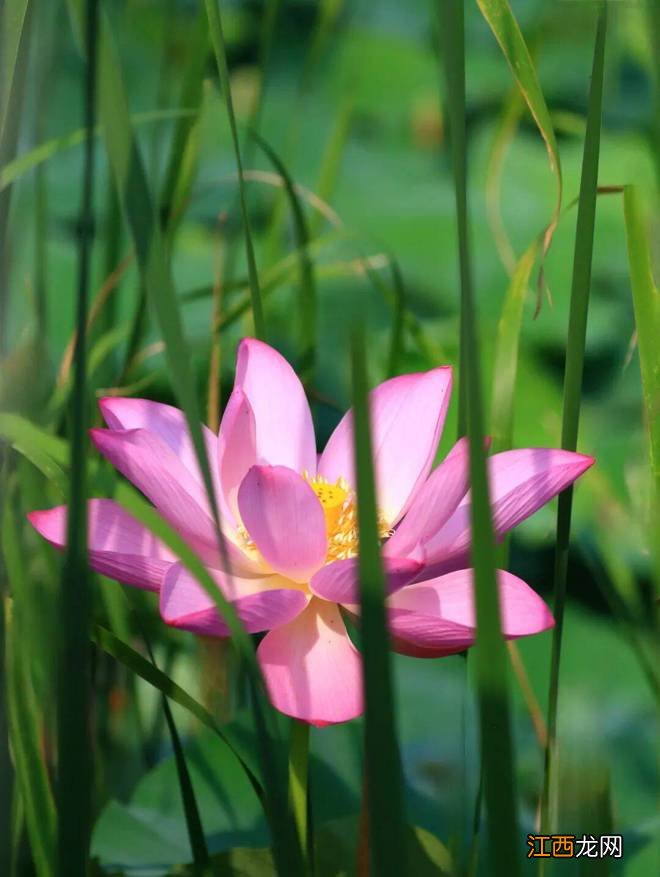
[257, 599, 363, 725]
[238, 465, 327, 583]
[318, 367, 453, 526]
[159, 563, 308, 636]
[27, 499, 175, 591]
[387, 568, 554, 657]
[420, 448, 595, 574]
[310, 555, 422, 604]
[234, 338, 317, 475]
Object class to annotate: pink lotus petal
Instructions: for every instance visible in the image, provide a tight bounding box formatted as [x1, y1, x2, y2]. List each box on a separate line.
[318, 367, 453, 525]
[237, 465, 327, 582]
[384, 436, 470, 559]
[99, 397, 222, 499]
[421, 448, 595, 572]
[217, 388, 257, 524]
[309, 556, 422, 604]
[27, 499, 175, 591]
[234, 338, 317, 474]
[160, 563, 308, 636]
[257, 599, 363, 725]
[387, 568, 554, 657]
[90, 427, 264, 577]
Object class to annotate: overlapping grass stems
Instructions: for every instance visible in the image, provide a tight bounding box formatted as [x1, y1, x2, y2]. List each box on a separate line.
[352, 326, 407, 876]
[0, 0, 656, 874]
[439, 2, 520, 875]
[542, 4, 607, 838]
[57, 0, 98, 872]
[65, 0, 303, 873]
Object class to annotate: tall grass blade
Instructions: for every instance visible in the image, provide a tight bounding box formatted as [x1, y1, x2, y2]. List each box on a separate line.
[0, 109, 195, 193]
[203, 0, 265, 339]
[2, 498, 56, 877]
[0, 0, 33, 356]
[437, 0, 471, 438]
[351, 326, 406, 876]
[159, 4, 208, 238]
[0, 588, 10, 877]
[542, 3, 607, 835]
[140, 635, 210, 873]
[251, 131, 316, 376]
[439, 2, 520, 872]
[63, 5, 301, 864]
[623, 185, 660, 593]
[94, 624, 263, 794]
[490, 240, 539, 454]
[476, 0, 562, 312]
[57, 0, 99, 872]
[309, 96, 353, 239]
[485, 86, 525, 275]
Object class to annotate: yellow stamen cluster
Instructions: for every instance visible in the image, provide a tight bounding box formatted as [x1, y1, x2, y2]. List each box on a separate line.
[235, 472, 392, 568]
[305, 473, 391, 562]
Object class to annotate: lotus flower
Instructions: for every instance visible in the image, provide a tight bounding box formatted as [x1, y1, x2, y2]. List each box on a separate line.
[29, 339, 594, 725]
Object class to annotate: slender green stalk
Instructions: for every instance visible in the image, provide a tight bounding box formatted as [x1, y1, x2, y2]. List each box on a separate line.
[437, 0, 471, 437]
[351, 326, 406, 877]
[142, 636, 210, 874]
[204, 0, 265, 339]
[250, 131, 316, 377]
[57, 0, 98, 873]
[288, 720, 310, 866]
[439, 3, 520, 874]
[542, 3, 607, 838]
[0, 0, 33, 356]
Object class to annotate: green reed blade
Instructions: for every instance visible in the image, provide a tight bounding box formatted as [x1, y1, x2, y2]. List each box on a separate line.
[476, 0, 562, 311]
[351, 325, 406, 876]
[0, 0, 33, 357]
[437, 0, 471, 438]
[490, 240, 539, 454]
[438, 2, 520, 873]
[203, 0, 265, 339]
[56, 1, 99, 872]
[2, 495, 56, 877]
[94, 623, 263, 797]
[250, 131, 316, 377]
[0, 109, 195, 193]
[66, 1, 301, 871]
[542, 2, 607, 836]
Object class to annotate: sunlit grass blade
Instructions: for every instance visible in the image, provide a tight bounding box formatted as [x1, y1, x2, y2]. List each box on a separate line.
[485, 86, 525, 275]
[287, 720, 310, 866]
[490, 240, 539, 454]
[251, 131, 316, 376]
[542, 3, 607, 835]
[623, 186, 660, 556]
[56, 1, 98, 872]
[476, 0, 562, 312]
[1, 497, 57, 877]
[204, 0, 265, 339]
[439, 2, 520, 873]
[351, 325, 406, 876]
[0, 413, 69, 496]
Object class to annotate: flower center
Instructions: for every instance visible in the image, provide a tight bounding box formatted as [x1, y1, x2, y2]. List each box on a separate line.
[305, 473, 391, 563]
